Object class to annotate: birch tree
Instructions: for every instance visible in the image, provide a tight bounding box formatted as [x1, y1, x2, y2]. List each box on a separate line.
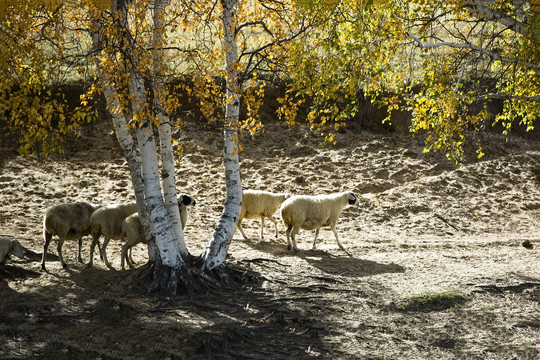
[1, 0, 312, 294]
[197, 0, 313, 273]
[198, 0, 243, 275]
[79, 0, 194, 293]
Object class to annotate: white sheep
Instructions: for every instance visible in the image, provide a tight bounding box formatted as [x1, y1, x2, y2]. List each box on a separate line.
[42, 201, 100, 270]
[237, 190, 291, 240]
[120, 194, 196, 269]
[0, 236, 25, 263]
[87, 202, 138, 268]
[280, 191, 358, 252]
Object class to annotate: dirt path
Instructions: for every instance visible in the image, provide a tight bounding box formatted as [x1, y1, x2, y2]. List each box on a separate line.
[1, 119, 540, 359]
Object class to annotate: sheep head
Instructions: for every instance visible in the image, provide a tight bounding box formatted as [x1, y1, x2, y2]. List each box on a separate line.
[178, 194, 196, 207]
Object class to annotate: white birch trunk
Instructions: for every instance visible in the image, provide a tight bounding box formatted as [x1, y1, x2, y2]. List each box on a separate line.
[201, 0, 243, 271]
[157, 120, 188, 258]
[90, 25, 156, 263]
[129, 71, 183, 268]
[96, 1, 184, 269]
[152, 0, 188, 258]
[113, 0, 183, 270]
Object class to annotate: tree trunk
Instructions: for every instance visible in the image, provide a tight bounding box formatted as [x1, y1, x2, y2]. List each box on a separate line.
[94, 1, 185, 272]
[109, 0, 183, 271]
[129, 71, 183, 268]
[152, 0, 188, 259]
[200, 0, 243, 273]
[90, 22, 155, 262]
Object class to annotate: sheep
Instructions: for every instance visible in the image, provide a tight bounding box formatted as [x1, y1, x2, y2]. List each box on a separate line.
[41, 201, 100, 270]
[120, 194, 196, 269]
[280, 191, 358, 252]
[237, 190, 291, 240]
[119, 213, 144, 270]
[0, 236, 25, 263]
[87, 202, 138, 268]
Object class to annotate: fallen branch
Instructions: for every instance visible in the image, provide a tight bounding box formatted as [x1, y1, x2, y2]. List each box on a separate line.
[472, 282, 540, 294]
[289, 285, 333, 292]
[241, 258, 291, 267]
[271, 295, 326, 302]
[308, 275, 346, 284]
[433, 212, 461, 232]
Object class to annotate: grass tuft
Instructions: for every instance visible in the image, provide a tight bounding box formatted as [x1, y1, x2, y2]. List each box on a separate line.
[399, 289, 469, 312]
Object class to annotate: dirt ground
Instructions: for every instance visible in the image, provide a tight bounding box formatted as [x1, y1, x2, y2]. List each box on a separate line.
[1, 116, 540, 360]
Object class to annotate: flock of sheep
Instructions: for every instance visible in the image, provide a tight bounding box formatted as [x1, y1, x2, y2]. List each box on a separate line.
[1, 189, 358, 269]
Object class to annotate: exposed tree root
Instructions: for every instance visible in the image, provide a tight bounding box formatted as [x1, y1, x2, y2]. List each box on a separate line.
[129, 256, 261, 297]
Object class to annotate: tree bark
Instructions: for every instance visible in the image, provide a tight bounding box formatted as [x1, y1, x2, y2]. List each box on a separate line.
[464, 0, 529, 36]
[90, 19, 155, 262]
[93, 1, 184, 271]
[130, 72, 183, 268]
[200, 0, 243, 272]
[152, 0, 188, 259]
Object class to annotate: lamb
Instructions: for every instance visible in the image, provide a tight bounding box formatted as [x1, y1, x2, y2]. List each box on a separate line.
[0, 236, 25, 263]
[280, 191, 358, 252]
[41, 201, 100, 270]
[237, 190, 291, 240]
[87, 202, 138, 268]
[120, 194, 196, 270]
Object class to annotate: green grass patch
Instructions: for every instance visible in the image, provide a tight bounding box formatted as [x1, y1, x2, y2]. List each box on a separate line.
[399, 289, 469, 312]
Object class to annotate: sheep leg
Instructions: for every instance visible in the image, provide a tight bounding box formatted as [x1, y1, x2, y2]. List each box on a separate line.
[128, 247, 135, 265]
[128, 248, 135, 268]
[237, 219, 249, 240]
[77, 238, 83, 263]
[41, 232, 53, 270]
[57, 238, 67, 268]
[288, 226, 299, 252]
[77, 238, 102, 264]
[312, 229, 320, 250]
[331, 225, 346, 251]
[127, 247, 134, 268]
[291, 231, 299, 252]
[87, 234, 100, 267]
[121, 243, 129, 270]
[266, 216, 279, 238]
[260, 217, 265, 239]
[285, 225, 292, 250]
[100, 236, 114, 269]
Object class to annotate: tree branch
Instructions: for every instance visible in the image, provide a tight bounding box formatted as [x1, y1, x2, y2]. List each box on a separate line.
[478, 93, 540, 102]
[408, 35, 540, 72]
[237, 20, 274, 35]
[238, 16, 314, 82]
[463, 0, 529, 36]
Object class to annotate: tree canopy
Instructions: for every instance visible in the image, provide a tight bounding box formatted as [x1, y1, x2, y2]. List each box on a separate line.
[286, 0, 539, 160]
[2, 0, 537, 160]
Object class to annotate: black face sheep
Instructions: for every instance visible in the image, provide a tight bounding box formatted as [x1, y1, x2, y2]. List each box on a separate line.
[41, 201, 100, 270]
[0, 236, 25, 263]
[120, 194, 196, 270]
[87, 202, 138, 268]
[280, 191, 358, 252]
[237, 190, 291, 240]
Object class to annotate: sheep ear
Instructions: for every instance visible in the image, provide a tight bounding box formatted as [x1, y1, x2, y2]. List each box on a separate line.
[348, 192, 357, 205]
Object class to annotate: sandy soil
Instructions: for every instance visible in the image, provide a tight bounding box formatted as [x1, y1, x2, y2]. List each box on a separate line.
[1, 117, 540, 359]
